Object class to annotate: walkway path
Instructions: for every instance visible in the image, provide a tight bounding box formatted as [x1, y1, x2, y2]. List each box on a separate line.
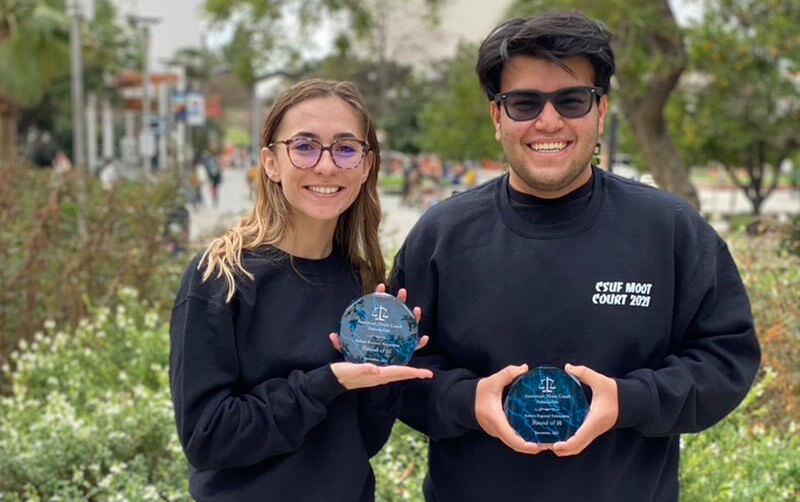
[188, 167, 800, 247]
[188, 167, 427, 249]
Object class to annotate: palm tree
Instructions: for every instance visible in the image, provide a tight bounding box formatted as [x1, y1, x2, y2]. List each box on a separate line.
[0, 0, 69, 162]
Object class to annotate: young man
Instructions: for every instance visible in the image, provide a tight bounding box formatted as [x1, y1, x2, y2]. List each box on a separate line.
[391, 12, 760, 502]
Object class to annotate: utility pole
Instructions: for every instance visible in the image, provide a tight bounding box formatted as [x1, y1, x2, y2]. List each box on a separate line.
[128, 14, 160, 177]
[68, 0, 92, 237]
[69, 1, 87, 172]
[251, 83, 260, 167]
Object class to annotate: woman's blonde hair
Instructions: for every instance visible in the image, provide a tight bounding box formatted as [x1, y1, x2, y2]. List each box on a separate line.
[199, 79, 385, 301]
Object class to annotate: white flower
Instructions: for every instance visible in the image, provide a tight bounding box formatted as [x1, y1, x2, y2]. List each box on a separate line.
[97, 475, 112, 489]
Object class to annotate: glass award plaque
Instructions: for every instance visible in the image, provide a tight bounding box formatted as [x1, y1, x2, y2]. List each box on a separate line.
[338, 293, 419, 366]
[503, 366, 589, 444]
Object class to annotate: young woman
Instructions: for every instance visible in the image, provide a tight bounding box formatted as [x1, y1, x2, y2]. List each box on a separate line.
[169, 79, 431, 501]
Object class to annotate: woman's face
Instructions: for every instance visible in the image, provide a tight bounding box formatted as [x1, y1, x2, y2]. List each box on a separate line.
[262, 96, 373, 226]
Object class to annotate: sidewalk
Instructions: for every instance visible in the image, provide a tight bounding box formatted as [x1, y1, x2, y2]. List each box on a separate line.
[188, 168, 798, 249]
[188, 169, 427, 250]
[189, 168, 254, 243]
[698, 186, 800, 216]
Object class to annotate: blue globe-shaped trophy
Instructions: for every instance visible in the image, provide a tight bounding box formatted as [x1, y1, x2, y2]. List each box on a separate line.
[503, 366, 589, 444]
[338, 293, 419, 366]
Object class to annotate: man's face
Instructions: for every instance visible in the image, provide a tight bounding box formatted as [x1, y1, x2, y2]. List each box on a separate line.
[491, 56, 607, 198]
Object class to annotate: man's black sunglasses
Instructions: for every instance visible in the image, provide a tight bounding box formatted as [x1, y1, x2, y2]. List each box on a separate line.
[494, 86, 604, 121]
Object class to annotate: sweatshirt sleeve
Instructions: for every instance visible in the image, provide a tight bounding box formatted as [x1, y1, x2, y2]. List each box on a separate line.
[615, 210, 761, 435]
[390, 242, 481, 441]
[169, 294, 346, 470]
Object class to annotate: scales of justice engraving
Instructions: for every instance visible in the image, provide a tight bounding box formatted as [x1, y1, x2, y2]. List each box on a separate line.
[539, 376, 556, 394]
[372, 305, 389, 322]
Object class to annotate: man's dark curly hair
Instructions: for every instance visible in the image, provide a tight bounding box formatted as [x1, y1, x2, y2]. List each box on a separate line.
[476, 11, 615, 101]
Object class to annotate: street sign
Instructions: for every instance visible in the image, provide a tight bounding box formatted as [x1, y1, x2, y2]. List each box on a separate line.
[139, 133, 156, 158]
[121, 136, 137, 163]
[150, 116, 167, 136]
[186, 92, 205, 126]
[68, 0, 94, 20]
[173, 92, 187, 121]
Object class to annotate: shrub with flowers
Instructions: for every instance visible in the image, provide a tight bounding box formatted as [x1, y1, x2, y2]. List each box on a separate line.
[0, 288, 188, 501]
[680, 370, 799, 501]
[0, 227, 797, 500]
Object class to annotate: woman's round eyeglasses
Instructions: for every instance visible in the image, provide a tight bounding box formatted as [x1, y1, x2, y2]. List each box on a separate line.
[268, 137, 370, 170]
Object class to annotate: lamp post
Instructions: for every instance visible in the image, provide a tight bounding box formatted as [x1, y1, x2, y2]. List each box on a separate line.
[68, 0, 93, 237]
[68, 0, 89, 172]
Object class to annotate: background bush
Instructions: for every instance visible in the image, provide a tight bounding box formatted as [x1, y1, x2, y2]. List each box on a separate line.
[0, 163, 185, 368]
[680, 370, 799, 501]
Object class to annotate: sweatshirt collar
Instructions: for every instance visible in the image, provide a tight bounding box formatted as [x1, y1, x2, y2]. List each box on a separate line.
[495, 165, 606, 239]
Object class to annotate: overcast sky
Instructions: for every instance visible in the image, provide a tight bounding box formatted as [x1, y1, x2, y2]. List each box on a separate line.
[109, 0, 703, 73]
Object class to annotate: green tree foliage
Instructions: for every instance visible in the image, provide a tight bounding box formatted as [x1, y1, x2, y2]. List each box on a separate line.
[506, 0, 699, 206]
[668, 0, 800, 215]
[416, 42, 502, 162]
[0, 0, 69, 107]
[204, 0, 372, 86]
[204, 0, 444, 89]
[0, 0, 67, 159]
[83, 0, 140, 89]
[16, 1, 140, 157]
[308, 54, 430, 152]
[168, 47, 223, 87]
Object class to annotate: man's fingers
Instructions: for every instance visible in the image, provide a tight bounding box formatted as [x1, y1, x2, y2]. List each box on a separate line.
[497, 364, 529, 385]
[490, 412, 547, 454]
[565, 363, 598, 386]
[328, 332, 342, 352]
[551, 420, 595, 456]
[551, 365, 618, 457]
[396, 287, 407, 303]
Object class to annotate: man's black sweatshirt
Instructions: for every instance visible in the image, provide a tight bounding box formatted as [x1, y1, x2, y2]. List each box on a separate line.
[391, 167, 760, 502]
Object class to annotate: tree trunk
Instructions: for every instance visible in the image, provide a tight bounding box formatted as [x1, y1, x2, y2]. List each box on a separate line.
[622, 95, 699, 208]
[0, 95, 17, 165]
[615, 0, 699, 209]
[750, 194, 763, 216]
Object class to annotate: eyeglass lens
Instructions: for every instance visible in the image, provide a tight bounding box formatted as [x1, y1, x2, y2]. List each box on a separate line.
[288, 138, 365, 169]
[504, 88, 596, 121]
